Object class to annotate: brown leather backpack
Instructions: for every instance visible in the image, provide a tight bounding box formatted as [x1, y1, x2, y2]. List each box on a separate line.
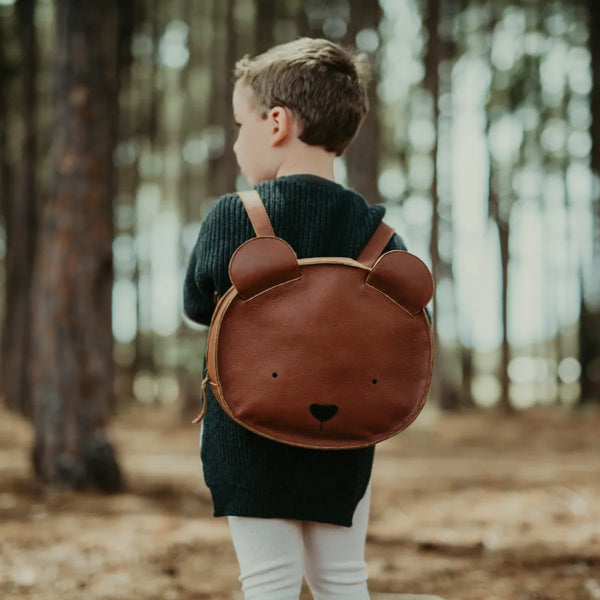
[193, 189, 434, 449]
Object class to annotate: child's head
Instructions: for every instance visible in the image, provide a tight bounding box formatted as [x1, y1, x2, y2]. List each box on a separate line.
[232, 38, 370, 185]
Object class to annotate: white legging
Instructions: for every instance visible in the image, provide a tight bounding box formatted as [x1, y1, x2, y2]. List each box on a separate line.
[227, 485, 371, 600]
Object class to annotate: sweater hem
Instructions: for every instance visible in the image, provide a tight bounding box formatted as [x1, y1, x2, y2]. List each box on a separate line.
[213, 505, 354, 528]
[208, 485, 359, 527]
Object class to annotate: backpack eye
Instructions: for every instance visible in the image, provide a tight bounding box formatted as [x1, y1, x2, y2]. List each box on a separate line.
[372, 379, 378, 384]
[272, 372, 278, 378]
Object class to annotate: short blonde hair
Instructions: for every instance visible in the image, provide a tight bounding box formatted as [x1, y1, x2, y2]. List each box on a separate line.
[234, 38, 371, 156]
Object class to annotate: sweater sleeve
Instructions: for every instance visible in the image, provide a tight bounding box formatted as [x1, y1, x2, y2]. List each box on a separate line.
[183, 193, 251, 326]
[183, 214, 216, 326]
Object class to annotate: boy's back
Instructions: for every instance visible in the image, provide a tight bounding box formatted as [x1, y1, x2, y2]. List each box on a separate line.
[184, 173, 407, 527]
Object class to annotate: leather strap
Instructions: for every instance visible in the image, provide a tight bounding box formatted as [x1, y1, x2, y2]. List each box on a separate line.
[357, 222, 395, 267]
[238, 188, 394, 266]
[191, 375, 209, 424]
[238, 190, 275, 237]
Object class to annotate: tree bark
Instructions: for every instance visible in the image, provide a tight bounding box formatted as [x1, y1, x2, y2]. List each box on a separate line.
[497, 208, 511, 412]
[487, 166, 512, 413]
[254, 0, 276, 54]
[424, 0, 444, 408]
[342, 0, 383, 203]
[486, 4, 513, 414]
[30, 0, 122, 491]
[207, 0, 237, 197]
[2, 0, 38, 418]
[424, 0, 468, 409]
[579, 0, 600, 404]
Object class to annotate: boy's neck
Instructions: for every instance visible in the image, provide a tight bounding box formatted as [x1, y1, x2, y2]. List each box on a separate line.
[275, 145, 336, 182]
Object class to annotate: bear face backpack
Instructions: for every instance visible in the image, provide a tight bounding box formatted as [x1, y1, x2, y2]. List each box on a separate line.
[192, 189, 434, 449]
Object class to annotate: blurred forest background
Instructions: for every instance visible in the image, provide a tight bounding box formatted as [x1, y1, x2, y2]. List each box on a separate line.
[1, 0, 600, 487]
[1, 1, 600, 599]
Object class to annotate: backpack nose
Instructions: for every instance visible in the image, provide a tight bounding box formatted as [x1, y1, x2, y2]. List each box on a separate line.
[310, 404, 338, 424]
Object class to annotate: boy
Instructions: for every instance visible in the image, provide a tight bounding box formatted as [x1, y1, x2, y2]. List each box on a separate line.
[184, 38, 407, 600]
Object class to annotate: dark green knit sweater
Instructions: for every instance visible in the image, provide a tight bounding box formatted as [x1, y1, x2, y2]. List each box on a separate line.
[183, 174, 406, 527]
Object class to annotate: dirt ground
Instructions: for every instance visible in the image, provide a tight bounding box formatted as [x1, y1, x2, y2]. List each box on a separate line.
[0, 402, 599, 600]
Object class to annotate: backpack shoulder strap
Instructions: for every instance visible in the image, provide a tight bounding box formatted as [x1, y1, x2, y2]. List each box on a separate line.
[357, 222, 395, 267]
[238, 189, 393, 265]
[237, 190, 275, 237]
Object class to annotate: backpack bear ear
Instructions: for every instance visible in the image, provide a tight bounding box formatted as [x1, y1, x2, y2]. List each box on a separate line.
[229, 237, 300, 300]
[366, 251, 434, 316]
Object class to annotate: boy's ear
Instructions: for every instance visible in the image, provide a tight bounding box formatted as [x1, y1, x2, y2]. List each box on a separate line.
[268, 106, 294, 147]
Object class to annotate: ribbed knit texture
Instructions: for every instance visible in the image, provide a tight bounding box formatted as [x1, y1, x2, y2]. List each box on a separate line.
[183, 174, 406, 527]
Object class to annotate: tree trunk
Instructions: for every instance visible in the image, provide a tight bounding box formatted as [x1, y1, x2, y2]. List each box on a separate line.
[343, 0, 383, 203]
[423, 0, 467, 409]
[579, 0, 600, 404]
[133, 0, 161, 380]
[0, 15, 15, 404]
[111, 0, 139, 410]
[487, 170, 512, 412]
[486, 4, 513, 414]
[497, 212, 511, 412]
[207, 0, 237, 197]
[2, 0, 38, 418]
[177, 0, 203, 419]
[30, 0, 122, 491]
[254, 0, 276, 54]
[424, 0, 444, 408]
